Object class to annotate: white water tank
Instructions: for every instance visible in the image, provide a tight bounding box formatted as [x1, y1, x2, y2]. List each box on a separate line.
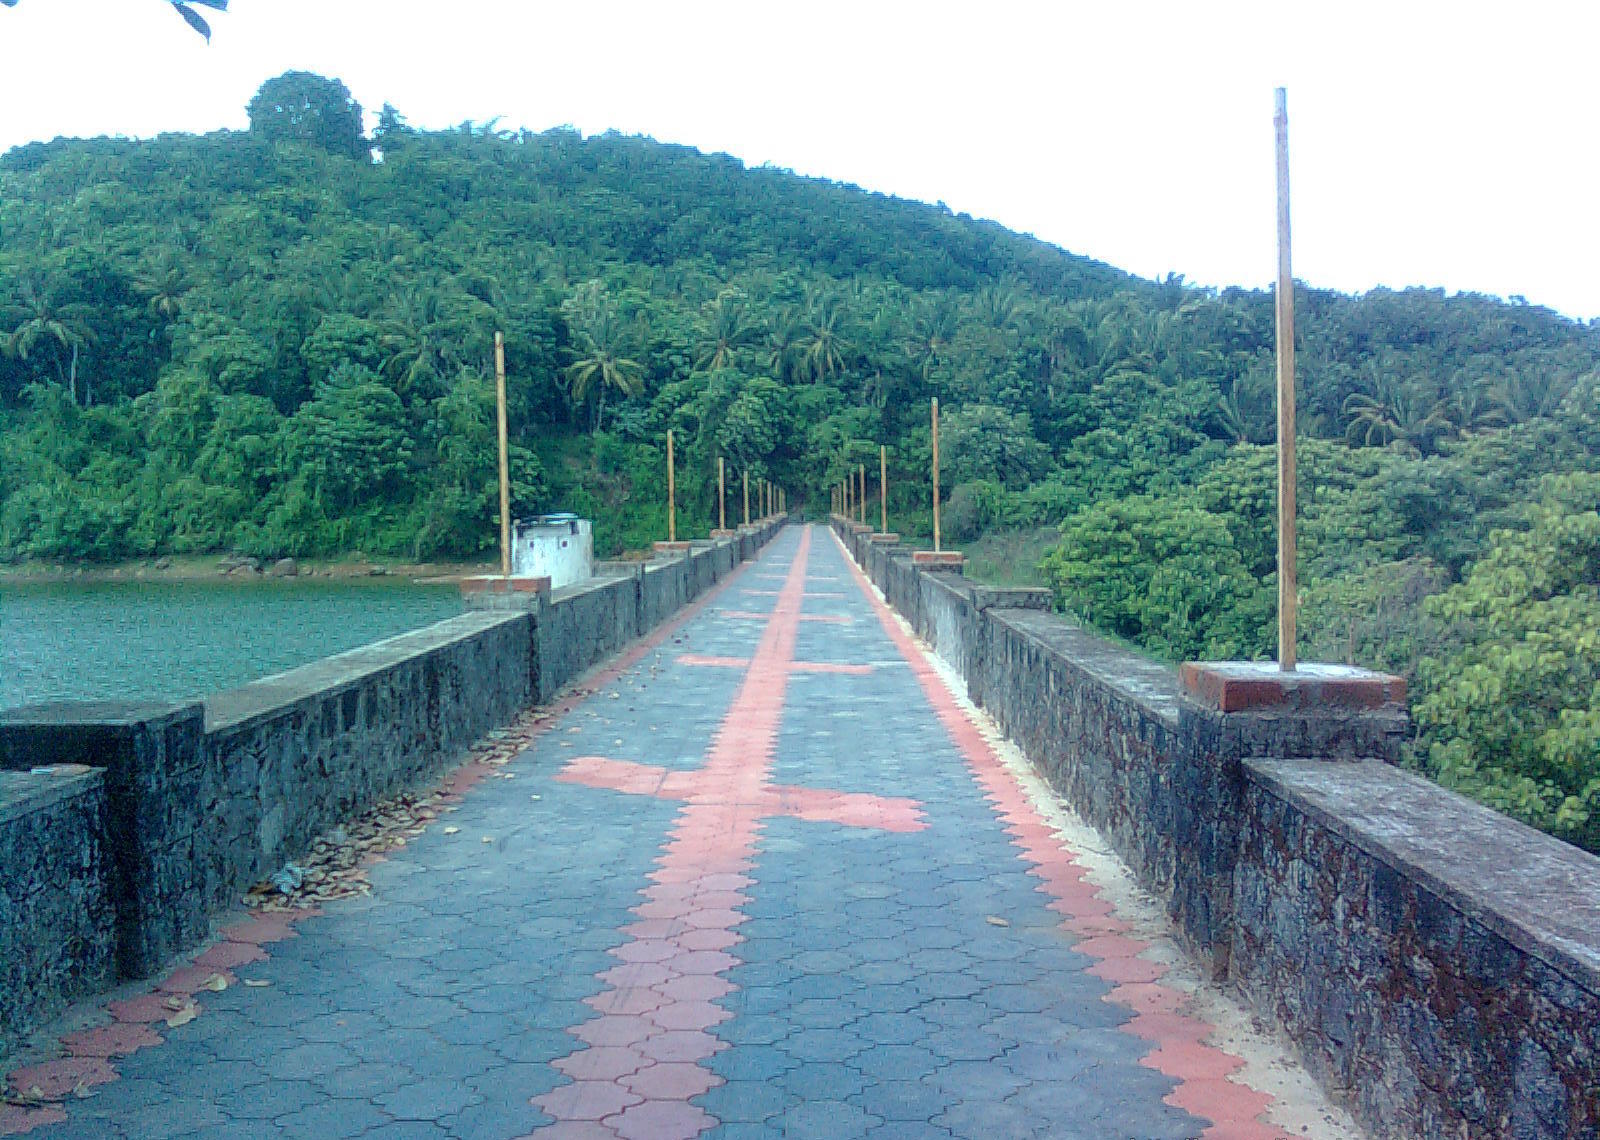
[511, 514, 594, 589]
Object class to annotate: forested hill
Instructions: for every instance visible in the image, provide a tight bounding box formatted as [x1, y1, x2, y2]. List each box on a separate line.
[4, 75, 1599, 850]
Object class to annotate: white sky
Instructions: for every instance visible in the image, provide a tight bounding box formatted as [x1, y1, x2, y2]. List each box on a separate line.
[2, 0, 1597, 320]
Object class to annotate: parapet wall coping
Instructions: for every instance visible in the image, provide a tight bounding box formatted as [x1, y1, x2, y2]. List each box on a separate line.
[204, 610, 527, 734]
[549, 573, 635, 605]
[0, 765, 103, 822]
[1246, 756, 1600, 995]
[990, 608, 1186, 729]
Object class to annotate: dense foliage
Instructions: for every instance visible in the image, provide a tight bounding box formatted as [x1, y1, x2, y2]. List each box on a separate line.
[3, 73, 1597, 848]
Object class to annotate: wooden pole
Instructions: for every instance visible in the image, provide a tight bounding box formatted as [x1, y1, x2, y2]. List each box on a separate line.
[743, 469, 750, 526]
[858, 464, 866, 525]
[1274, 87, 1297, 672]
[667, 429, 677, 543]
[717, 456, 726, 531]
[880, 445, 888, 534]
[844, 472, 852, 520]
[494, 331, 511, 576]
[931, 397, 942, 552]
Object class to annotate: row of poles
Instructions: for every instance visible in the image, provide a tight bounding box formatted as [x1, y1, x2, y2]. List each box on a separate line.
[665, 430, 786, 543]
[829, 396, 945, 551]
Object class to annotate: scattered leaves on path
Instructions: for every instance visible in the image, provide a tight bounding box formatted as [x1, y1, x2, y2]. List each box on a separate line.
[242, 706, 555, 911]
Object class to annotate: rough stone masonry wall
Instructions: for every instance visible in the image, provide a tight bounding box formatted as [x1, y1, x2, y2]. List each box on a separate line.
[0, 519, 783, 1062]
[831, 516, 1599, 1140]
[0, 768, 116, 1056]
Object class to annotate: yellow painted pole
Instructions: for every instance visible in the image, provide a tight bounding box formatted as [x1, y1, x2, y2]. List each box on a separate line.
[494, 332, 511, 576]
[1275, 87, 1297, 672]
[743, 469, 750, 526]
[667, 429, 677, 543]
[718, 456, 726, 531]
[931, 397, 942, 553]
[880, 445, 888, 534]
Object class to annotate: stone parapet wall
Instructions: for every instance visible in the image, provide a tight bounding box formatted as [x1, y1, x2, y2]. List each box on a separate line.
[0, 519, 784, 1061]
[0, 767, 116, 1057]
[829, 516, 1599, 1139]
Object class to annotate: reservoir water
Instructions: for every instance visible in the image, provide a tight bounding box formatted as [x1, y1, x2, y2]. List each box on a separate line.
[0, 578, 464, 711]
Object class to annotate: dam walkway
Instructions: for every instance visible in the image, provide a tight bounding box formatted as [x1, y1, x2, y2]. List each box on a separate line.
[5, 526, 1328, 1140]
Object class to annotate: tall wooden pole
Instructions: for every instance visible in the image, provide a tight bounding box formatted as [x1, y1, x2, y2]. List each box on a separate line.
[666, 429, 677, 543]
[743, 469, 750, 526]
[931, 397, 942, 553]
[880, 445, 888, 534]
[1274, 87, 1297, 672]
[718, 457, 726, 531]
[858, 464, 866, 525]
[494, 331, 511, 576]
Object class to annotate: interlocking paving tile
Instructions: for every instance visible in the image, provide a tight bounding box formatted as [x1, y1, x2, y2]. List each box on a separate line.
[4, 527, 1308, 1140]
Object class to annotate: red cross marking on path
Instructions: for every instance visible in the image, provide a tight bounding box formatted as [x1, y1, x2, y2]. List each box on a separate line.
[533, 528, 925, 1140]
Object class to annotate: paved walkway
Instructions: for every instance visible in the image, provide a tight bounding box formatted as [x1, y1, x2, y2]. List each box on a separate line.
[5, 526, 1305, 1139]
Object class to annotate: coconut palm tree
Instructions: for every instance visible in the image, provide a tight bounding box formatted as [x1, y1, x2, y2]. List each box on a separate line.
[694, 288, 758, 372]
[796, 295, 850, 383]
[904, 296, 959, 381]
[1342, 373, 1453, 454]
[5, 275, 95, 404]
[562, 281, 645, 433]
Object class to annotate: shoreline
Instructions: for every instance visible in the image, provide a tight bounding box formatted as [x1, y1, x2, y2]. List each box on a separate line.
[0, 554, 497, 586]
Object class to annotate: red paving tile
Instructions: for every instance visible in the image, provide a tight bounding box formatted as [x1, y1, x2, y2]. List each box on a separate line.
[105, 992, 181, 1025]
[191, 941, 267, 971]
[618, 1061, 723, 1099]
[572, 1016, 658, 1049]
[60, 1024, 162, 1059]
[533, 1080, 642, 1121]
[553, 1047, 652, 1081]
[5, 1057, 118, 1100]
[1143, 1040, 1248, 1081]
[0, 1104, 68, 1136]
[637, 1030, 725, 1064]
[607, 1099, 718, 1140]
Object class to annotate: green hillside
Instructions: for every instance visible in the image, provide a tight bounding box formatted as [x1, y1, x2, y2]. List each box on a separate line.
[3, 73, 1598, 849]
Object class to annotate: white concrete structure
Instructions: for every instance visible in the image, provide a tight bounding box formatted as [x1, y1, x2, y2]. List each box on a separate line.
[511, 514, 593, 589]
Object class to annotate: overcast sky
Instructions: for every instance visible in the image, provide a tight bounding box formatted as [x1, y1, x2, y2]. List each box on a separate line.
[2, 0, 1596, 319]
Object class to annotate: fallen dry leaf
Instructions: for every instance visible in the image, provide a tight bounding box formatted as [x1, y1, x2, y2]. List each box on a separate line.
[442, 826, 460, 835]
[985, 916, 1010, 927]
[243, 979, 271, 988]
[200, 973, 229, 992]
[166, 1002, 199, 1028]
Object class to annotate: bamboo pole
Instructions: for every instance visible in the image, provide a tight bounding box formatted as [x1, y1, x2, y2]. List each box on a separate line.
[494, 332, 511, 576]
[880, 445, 888, 533]
[717, 456, 726, 531]
[931, 397, 942, 552]
[667, 429, 677, 543]
[1275, 87, 1297, 672]
[743, 469, 750, 526]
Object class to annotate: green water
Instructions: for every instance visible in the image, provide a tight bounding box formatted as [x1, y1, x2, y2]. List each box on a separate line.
[0, 578, 464, 711]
